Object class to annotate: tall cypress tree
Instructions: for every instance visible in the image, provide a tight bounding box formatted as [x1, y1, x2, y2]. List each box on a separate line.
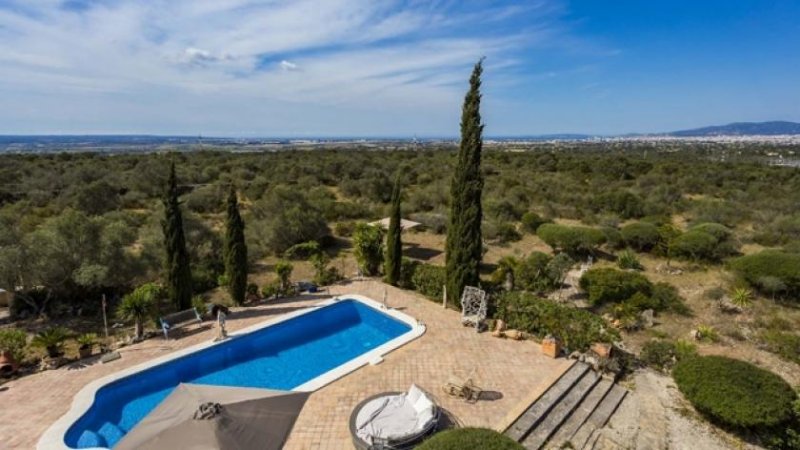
[224, 185, 248, 305]
[162, 162, 192, 311]
[445, 59, 484, 306]
[384, 172, 403, 286]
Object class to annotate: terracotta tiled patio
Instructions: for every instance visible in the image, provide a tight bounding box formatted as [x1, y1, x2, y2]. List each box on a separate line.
[0, 280, 571, 450]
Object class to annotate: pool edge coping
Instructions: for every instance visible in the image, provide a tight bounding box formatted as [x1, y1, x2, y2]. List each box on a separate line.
[37, 293, 426, 450]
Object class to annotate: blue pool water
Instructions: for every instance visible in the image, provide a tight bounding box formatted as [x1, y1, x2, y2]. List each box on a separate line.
[64, 299, 411, 449]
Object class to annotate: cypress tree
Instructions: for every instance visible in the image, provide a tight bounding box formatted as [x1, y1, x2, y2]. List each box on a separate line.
[445, 59, 484, 306]
[224, 185, 248, 305]
[384, 172, 402, 285]
[162, 162, 192, 311]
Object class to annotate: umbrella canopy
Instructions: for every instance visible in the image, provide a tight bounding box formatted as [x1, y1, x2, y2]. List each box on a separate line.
[368, 218, 421, 231]
[115, 383, 310, 450]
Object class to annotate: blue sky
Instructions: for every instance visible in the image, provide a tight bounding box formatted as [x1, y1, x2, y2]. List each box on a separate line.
[0, 0, 798, 136]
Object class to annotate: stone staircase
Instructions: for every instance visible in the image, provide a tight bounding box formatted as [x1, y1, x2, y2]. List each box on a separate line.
[504, 362, 627, 450]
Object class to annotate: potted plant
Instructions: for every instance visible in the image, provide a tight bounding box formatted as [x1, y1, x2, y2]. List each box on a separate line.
[31, 327, 69, 359]
[76, 333, 98, 359]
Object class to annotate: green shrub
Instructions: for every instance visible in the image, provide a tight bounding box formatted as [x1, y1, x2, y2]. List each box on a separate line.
[398, 258, 420, 290]
[621, 222, 661, 252]
[416, 428, 524, 450]
[760, 329, 800, 364]
[729, 251, 800, 299]
[352, 223, 384, 276]
[669, 223, 738, 262]
[617, 248, 643, 270]
[669, 230, 719, 261]
[521, 212, 547, 233]
[495, 292, 619, 352]
[696, 325, 720, 343]
[649, 282, 692, 315]
[514, 252, 552, 292]
[485, 221, 522, 244]
[640, 339, 678, 371]
[640, 338, 697, 372]
[579, 268, 653, 306]
[673, 356, 797, 429]
[0, 328, 28, 362]
[537, 223, 606, 256]
[411, 264, 446, 300]
[274, 261, 294, 293]
[601, 226, 624, 250]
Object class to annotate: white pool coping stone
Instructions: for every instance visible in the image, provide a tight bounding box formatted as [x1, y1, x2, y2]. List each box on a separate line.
[38, 294, 426, 450]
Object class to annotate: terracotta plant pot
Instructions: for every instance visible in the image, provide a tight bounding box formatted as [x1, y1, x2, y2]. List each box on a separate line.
[0, 350, 19, 376]
[541, 336, 561, 359]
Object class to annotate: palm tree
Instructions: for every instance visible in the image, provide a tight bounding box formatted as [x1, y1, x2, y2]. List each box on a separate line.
[117, 283, 159, 340]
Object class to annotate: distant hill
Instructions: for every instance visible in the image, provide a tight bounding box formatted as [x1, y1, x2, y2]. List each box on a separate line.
[667, 121, 800, 137]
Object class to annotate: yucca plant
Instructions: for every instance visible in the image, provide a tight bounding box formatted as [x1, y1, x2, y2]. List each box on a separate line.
[31, 327, 69, 358]
[117, 283, 159, 340]
[730, 287, 753, 309]
[696, 325, 719, 343]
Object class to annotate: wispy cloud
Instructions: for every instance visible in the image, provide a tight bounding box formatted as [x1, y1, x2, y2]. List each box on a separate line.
[0, 0, 579, 135]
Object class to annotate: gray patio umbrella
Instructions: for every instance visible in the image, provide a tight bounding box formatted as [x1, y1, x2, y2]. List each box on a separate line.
[115, 383, 310, 450]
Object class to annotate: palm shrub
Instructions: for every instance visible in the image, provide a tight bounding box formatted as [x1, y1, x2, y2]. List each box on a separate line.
[352, 223, 384, 276]
[31, 327, 69, 358]
[673, 356, 796, 430]
[0, 328, 28, 362]
[117, 283, 159, 340]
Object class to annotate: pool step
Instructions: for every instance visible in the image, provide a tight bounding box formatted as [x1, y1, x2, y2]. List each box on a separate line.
[504, 361, 628, 450]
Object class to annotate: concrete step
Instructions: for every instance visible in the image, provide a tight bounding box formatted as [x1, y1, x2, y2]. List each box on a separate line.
[571, 384, 628, 450]
[546, 378, 614, 449]
[522, 370, 600, 450]
[505, 362, 591, 442]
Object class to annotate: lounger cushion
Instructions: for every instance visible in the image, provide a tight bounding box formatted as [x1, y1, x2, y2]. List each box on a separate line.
[406, 384, 424, 405]
[413, 394, 434, 415]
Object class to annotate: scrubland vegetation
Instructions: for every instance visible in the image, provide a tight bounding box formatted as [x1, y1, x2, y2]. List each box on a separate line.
[2, 141, 800, 446]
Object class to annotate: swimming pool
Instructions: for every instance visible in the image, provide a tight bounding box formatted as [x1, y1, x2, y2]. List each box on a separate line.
[38, 295, 424, 450]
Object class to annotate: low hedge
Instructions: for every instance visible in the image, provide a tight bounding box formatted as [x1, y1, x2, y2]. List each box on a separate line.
[495, 292, 619, 352]
[416, 428, 524, 450]
[673, 356, 796, 430]
[410, 263, 446, 300]
[579, 267, 653, 306]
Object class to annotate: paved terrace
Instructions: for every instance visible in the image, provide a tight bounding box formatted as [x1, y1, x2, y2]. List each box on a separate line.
[0, 280, 571, 450]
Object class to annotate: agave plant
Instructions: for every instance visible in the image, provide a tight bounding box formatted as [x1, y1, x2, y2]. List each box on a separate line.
[31, 327, 69, 358]
[730, 287, 753, 309]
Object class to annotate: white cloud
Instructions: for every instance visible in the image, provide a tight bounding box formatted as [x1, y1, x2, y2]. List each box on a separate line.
[279, 60, 298, 71]
[0, 0, 572, 135]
